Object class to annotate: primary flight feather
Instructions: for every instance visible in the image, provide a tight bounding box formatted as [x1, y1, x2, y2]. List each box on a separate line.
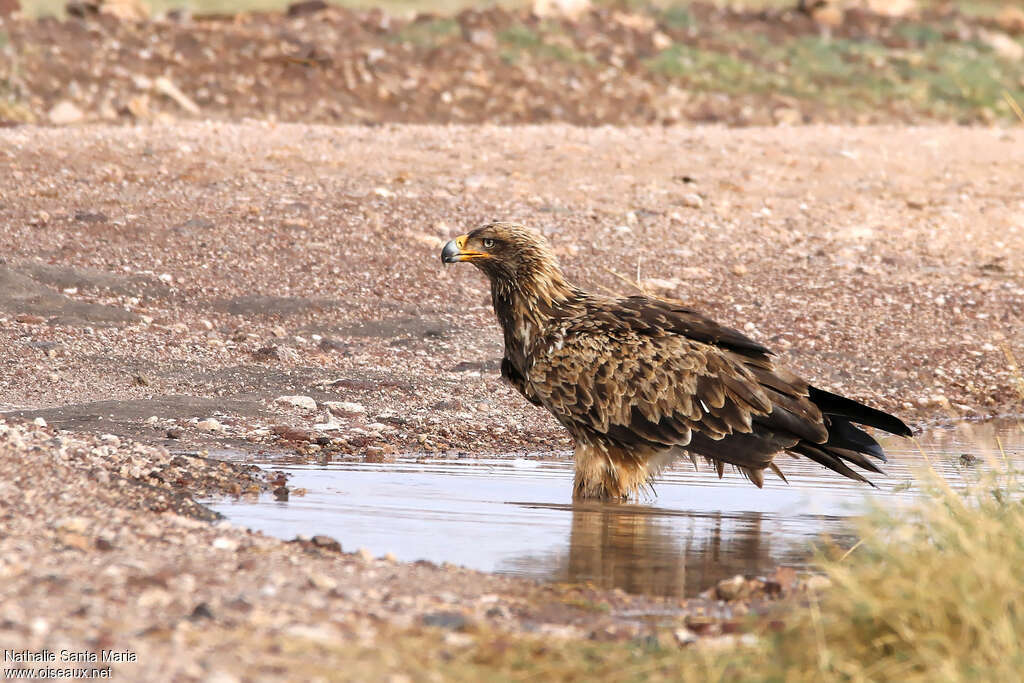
[442, 222, 912, 499]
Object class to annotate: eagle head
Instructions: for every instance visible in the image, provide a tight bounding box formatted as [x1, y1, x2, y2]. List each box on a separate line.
[441, 222, 563, 288]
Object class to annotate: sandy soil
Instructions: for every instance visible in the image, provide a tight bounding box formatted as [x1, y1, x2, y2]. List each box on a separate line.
[0, 122, 1022, 677]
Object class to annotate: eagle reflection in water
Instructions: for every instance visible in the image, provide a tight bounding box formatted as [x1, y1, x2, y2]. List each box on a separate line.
[502, 503, 849, 597]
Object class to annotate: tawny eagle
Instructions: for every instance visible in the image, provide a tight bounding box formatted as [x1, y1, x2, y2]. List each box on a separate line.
[442, 222, 911, 499]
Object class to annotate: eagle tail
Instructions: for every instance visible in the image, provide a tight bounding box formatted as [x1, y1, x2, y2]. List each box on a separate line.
[808, 386, 913, 438]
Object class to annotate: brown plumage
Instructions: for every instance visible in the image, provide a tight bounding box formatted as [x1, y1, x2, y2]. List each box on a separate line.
[441, 222, 912, 500]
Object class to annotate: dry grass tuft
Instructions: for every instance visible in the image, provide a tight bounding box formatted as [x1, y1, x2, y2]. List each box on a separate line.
[751, 454, 1024, 682]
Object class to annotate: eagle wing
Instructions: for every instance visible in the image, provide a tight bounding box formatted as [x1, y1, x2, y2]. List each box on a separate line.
[523, 296, 876, 484]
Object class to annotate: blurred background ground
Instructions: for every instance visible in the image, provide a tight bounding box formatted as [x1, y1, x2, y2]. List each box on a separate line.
[2, 1, 1024, 127]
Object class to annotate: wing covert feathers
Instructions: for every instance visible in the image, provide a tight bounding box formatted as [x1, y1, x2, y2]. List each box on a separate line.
[521, 296, 910, 493]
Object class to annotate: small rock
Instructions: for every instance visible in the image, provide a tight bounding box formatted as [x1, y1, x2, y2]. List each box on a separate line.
[308, 572, 338, 591]
[197, 418, 225, 433]
[980, 30, 1024, 61]
[165, 428, 183, 439]
[273, 486, 289, 501]
[275, 395, 317, 412]
[443, 632, 474, 647]
[324, 401, 366, 416]
[680, 193, 703, 209]
[287, 0, 327, 16]
[32, 417, 47, 428]
[55, 517, 89, 534]
[652, 30, 673, 50]
[715, 574, 749, 601]
[270, 425, 315, 443]
[422, 611, 469, 631]
[467, 28, 497, 50]
[154, 76, 200, 115]
[311, 535, 342, 553]
[253, 345, 285, 361]
[959, 453, 979, 467]
[212, 537, 239, 551]
[673, 627, 698, 646]
[356, 547, 374, 563]
[48, 100, 85, 126]
[189, 603, 215, 621]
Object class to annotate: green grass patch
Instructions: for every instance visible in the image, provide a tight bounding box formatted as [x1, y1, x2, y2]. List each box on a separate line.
[659, 5, 696, 31]
[647, 43, 761, 94]
[393, 17, 459, 48]
[498, 23, 596, 66]
[646, 28, 1024, 121]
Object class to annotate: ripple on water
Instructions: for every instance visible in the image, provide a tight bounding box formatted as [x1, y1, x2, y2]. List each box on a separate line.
[205, 419, 1024, 598]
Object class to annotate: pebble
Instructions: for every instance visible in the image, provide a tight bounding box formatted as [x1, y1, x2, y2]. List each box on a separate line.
[274, 395, 317, 412]
[715, 574, 748, 601]
[673, 627, 699, 646]
[55, 516, 89, 534]
[680, 193, 703, 208]
[311, 535, 342, 553]
[421, 611, 468, 630]
[323, 401, 366, 415]
[197, 418, 225, 433]
[32, 417, 47, 428]
[48, 100, 85, 125]
[211, 537, 239, 551]
[308, 572, 338, 591]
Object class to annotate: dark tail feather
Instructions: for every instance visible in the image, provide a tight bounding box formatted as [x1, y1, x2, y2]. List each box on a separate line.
[826, 417, 888, 463]
[792, 443, 875, 486]
[808, 386, 913, 437]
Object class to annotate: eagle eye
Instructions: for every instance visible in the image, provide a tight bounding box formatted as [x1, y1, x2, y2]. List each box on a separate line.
[482, 238, 495, 249]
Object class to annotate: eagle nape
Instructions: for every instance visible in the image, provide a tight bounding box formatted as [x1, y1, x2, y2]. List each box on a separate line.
[441, 221, 913, 500]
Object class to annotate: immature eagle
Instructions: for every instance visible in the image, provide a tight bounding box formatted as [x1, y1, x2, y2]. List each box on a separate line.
[442, 222, 912, 499]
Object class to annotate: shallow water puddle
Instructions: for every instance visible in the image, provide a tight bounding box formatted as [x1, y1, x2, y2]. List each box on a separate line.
[207, 420, 1023, 597]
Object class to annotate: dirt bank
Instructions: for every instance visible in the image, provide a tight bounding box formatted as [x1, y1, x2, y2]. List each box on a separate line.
[3, 3, 1024, 127]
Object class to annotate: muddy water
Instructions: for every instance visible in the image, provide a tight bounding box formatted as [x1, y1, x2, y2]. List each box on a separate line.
[207, 420, 1023, 598]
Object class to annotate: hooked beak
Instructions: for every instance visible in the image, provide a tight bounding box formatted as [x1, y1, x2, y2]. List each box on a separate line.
[441, 234, 487, 264]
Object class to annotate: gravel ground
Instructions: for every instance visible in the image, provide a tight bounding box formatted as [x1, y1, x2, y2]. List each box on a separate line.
[0, 417, 796, 679]
[0, 122, 1021, 460]
[0, 121, 1022, 676]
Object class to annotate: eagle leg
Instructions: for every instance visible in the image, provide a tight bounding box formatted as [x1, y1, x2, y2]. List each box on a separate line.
[571, 440, 662, 500]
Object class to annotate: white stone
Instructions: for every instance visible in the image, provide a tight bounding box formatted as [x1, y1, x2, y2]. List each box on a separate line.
[48, 101, 84, 125]
[323, 401, 366, 415]
[274, 395, 317, 412]
[212, 537, 239, 551]
[197, 418, 225, 433]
